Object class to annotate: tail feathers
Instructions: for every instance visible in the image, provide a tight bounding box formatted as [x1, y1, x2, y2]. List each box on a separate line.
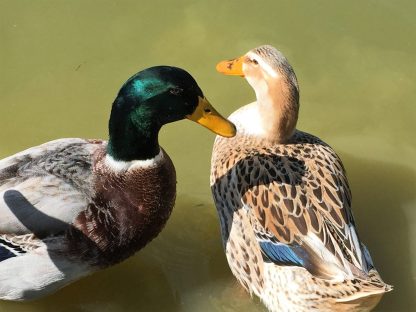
[361, 243, 375, 271]
[336, 270, 392, 303]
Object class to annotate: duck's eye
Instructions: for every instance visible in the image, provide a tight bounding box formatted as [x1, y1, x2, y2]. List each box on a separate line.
[169, 87, 183, 95]
[251, 59, 259, 65]
[204, 108, 212, 113]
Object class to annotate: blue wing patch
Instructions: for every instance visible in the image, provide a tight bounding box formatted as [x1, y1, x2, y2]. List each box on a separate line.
[361, 243, 375, 271]
[259, 240, 305, 267]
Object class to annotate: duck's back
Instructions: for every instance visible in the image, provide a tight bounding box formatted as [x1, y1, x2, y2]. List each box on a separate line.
[210, 105, 391, 311]
[0, 138, 97, 236]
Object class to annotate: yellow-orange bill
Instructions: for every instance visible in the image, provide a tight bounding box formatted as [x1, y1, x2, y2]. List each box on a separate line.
[216, 57, 245, 76]
[186, 97, 236, 138]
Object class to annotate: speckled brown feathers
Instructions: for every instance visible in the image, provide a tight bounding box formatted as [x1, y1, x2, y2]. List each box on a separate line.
[214, 130, 365, 264]
[69, 144, 176, 266]
[210, 45, 391, 312]
[211, 127, 391, 311]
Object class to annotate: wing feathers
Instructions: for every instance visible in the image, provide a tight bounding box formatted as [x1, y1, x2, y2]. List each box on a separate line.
[0, 139, 98, 236]
[212, 132, 371, 279]
[259, 240, 304, 267]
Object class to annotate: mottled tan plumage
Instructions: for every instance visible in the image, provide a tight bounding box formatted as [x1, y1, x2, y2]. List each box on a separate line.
[211, 45, 391, 311]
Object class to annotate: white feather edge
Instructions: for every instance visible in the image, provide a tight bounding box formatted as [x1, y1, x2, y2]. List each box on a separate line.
[0, 138, 87, 171]
[301, 233, 350, 281]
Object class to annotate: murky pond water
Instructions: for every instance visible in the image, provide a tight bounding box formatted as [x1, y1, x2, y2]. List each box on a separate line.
[1, 1, 415, 311]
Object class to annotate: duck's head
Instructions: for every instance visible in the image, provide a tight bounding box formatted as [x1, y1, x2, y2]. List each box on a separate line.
[108, 66, 236, 161]
[216, 45, 299, 143]
[216, 45, 299, 99]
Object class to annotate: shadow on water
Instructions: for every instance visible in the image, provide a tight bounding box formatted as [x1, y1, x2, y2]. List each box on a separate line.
[1, 258, 181, 312]
[140, 194, 265, 312]
[339, 153, 416, 311]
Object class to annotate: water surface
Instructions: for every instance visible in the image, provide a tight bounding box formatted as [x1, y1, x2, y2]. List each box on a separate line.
[1, 1, 415, 311]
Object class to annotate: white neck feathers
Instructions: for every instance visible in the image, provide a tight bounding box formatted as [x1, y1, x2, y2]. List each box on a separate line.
[104, 149, 164, 172]
[229, 104, 268, 137]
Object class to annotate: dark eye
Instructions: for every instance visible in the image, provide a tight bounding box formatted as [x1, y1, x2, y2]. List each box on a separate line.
[204, 108, 211, 113]
[251, 59, 258, 65]
[169, 87, 183, 95]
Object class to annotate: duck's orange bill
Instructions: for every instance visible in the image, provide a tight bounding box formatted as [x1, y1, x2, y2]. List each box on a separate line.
[186, 97, 236, 138]
[216, 57, 245, 77]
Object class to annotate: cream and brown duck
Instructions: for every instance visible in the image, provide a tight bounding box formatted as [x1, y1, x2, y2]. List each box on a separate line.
[210, 45, 391, 311]
[0, 66, 236, 301]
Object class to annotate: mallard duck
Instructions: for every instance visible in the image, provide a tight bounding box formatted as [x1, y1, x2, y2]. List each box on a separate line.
[210, 45, 391, 312]
[0, 66, 236, 301]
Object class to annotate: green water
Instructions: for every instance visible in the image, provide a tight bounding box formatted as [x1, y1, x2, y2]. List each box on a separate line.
[1, 0, 415, 311]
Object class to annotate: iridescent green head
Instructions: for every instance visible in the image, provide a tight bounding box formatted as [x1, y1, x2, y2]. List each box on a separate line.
[107, 66, 236, 161]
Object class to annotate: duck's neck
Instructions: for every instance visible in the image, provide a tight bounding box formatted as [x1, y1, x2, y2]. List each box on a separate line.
[253, 76, 299, 144]
[107, 97, 160, 161]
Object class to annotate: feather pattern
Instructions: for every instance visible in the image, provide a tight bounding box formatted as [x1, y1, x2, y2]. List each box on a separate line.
[0, 138, 176, 300]
[213, 130, 367, 274]
[211, 45, 391, 311]
[211, 118, 391, 311]
[0, 139, 94, 236]
[259, 240, 304, 267]
[0, 237, 24, 261]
